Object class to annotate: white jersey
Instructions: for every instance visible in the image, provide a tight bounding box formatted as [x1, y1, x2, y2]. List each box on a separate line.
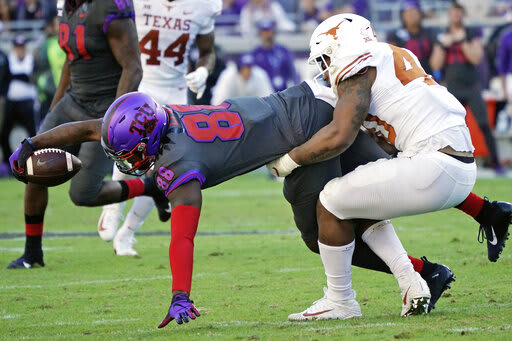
[134, 0, 221, 95]
[330, 42, 473, 153]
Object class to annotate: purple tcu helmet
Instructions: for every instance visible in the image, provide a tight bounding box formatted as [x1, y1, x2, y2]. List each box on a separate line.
[101, 92, 168, 176]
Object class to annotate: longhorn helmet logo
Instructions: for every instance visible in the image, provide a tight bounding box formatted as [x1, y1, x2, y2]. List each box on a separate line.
[318, 18, 352, 40]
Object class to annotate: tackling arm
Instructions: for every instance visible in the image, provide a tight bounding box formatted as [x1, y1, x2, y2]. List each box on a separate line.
[107, 18, 142, 98]
[289, 67, 376, 166]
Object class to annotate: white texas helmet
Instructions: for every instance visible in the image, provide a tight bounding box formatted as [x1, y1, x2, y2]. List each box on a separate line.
[308, 13, 377, 89]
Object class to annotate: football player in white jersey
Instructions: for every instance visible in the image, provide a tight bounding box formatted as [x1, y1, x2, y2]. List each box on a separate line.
[269, 13, 509, 320]
[98, 0, 222, 256]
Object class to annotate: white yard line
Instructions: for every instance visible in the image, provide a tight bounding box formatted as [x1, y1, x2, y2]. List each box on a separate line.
[0, 266, 321, 290]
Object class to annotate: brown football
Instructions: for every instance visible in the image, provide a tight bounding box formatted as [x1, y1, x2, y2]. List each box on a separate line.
[25, 148, 82, 187]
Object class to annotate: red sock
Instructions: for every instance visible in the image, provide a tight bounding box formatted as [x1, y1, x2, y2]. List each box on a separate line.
[169, 205, 201, 294]
[456, 192, 484, 219]
[25, 222, 43, 236]
[25, 214, 44, 236]
[123, 178, 145, 200]
[408, 255, 424, 273]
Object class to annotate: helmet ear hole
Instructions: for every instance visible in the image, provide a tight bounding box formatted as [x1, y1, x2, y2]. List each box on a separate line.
[119, 116, 126, 123]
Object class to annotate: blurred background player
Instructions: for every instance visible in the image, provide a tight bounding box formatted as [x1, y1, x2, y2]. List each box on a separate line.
[7, 0, 142, 269]
[211, 53, 273, 105]
[0, 34, 37, 174]
[431, 1, 503, 174]
[250, 19, 300, 92]
[99, 0, 221, 257]
[239, 0, 296, 37]
[386, 0, 435, 75]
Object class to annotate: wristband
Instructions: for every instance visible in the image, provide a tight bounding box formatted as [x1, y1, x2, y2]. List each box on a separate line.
[24, 137, 37, 150]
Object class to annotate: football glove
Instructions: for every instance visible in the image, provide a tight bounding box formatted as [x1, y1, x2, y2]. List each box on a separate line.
[158, 293, 200, 328]
[185, 66, 208, 100]
[9, 138, 37, 183]
[266, 153, 300, 177]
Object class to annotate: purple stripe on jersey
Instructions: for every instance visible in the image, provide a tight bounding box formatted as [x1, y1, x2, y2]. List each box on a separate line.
[102, 11, 135, 34]
[165, 169, 206, 196]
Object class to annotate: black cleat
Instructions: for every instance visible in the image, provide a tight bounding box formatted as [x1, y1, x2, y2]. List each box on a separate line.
[151, 188, 171, 222]
[420, 256, 455, 312]
[478, 199, 511, 262]
[7, 255, 45, 269]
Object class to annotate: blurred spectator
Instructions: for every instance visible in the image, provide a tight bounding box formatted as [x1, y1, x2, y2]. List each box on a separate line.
[498, 27, 512, 114]
[217, 0, 246, 29]
[239, 0, 296, 37]
[0, 39, 9, 176]
[211, 53, 273, 105]
[250, 19, 299, 92]
[0, 0, 19, 21]
[16, 0, 49, 21]
[187, 44, 226, 105]
[386, 0, 436, 74]
[299, 0, 333, 33]
[431, 1, 503, 173]
[33, 16, 64, 122]
[0, 35, 37, 174]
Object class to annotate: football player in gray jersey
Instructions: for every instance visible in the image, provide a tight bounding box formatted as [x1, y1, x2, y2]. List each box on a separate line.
[7, 0, 143, 269]
[9, 88, 459, 325]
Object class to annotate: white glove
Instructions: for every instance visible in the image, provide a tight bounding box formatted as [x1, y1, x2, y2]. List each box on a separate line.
[185, 66, 208, 100]
[266, 153, 300, 177]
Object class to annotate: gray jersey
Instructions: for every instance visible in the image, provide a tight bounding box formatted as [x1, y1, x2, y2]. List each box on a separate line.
[153, 81, 336, 196]
[57, 0, 134, 102]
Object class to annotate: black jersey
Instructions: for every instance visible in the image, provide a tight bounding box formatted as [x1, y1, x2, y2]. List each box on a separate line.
[153, 81, 336, 196]
[57, 0, 134, 101]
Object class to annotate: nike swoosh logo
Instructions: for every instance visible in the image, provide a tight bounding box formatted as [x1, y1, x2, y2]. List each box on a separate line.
[303, 309, 333, 317]
[183, 11, 192, 15]
[489, 226, 498, 245]
[36, 157, 57, 167]
[403, 287, 409, 305]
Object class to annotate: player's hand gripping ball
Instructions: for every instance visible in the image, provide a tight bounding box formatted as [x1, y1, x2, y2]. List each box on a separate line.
[20, 148, 81, 186]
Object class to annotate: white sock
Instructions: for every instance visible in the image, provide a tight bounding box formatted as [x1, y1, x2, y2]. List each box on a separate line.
[103, 164, 128, 213]
[361, 220, 415, 293]
[318, 240, 355, 302]
[120, 196, 155, 233]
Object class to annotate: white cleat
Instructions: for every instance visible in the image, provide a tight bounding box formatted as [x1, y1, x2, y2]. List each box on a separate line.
[113, 228, 139, 257]
[288, 289, 362, 321]
[98, 204, 123, 242]
[400, 272, 431, 317]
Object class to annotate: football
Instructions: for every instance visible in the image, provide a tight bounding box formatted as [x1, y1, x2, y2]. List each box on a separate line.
[25, 148, 82, 187]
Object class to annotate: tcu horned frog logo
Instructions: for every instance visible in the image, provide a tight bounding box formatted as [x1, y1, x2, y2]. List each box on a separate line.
[128, 103, 158, 136]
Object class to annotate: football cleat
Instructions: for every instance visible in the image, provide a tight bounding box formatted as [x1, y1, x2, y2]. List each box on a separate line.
[420, 256, 455, 312]
[113, 228, 139, 257]
[478, 199, 511, 262]
[98, 204, 124, 242]
[7, 256, 44, 269]
[400, 272, 431, 317]
[288, 288, 362, 321]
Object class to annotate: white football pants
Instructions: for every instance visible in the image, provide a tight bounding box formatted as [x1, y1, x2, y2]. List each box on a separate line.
[319, 151, 477, 220]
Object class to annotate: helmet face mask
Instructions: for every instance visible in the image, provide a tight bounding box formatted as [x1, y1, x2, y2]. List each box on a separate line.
[101, 92, 168, 176]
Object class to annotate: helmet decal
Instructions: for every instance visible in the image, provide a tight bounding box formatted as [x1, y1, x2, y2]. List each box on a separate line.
[318, 18, 352, 41]
[128, 103, 158, 137]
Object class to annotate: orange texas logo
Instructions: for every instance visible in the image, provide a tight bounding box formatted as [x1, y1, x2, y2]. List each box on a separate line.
[318, 18, 352, 40]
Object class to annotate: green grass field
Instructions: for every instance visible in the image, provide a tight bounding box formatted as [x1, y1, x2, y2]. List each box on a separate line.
[1, 173, 511, 340]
